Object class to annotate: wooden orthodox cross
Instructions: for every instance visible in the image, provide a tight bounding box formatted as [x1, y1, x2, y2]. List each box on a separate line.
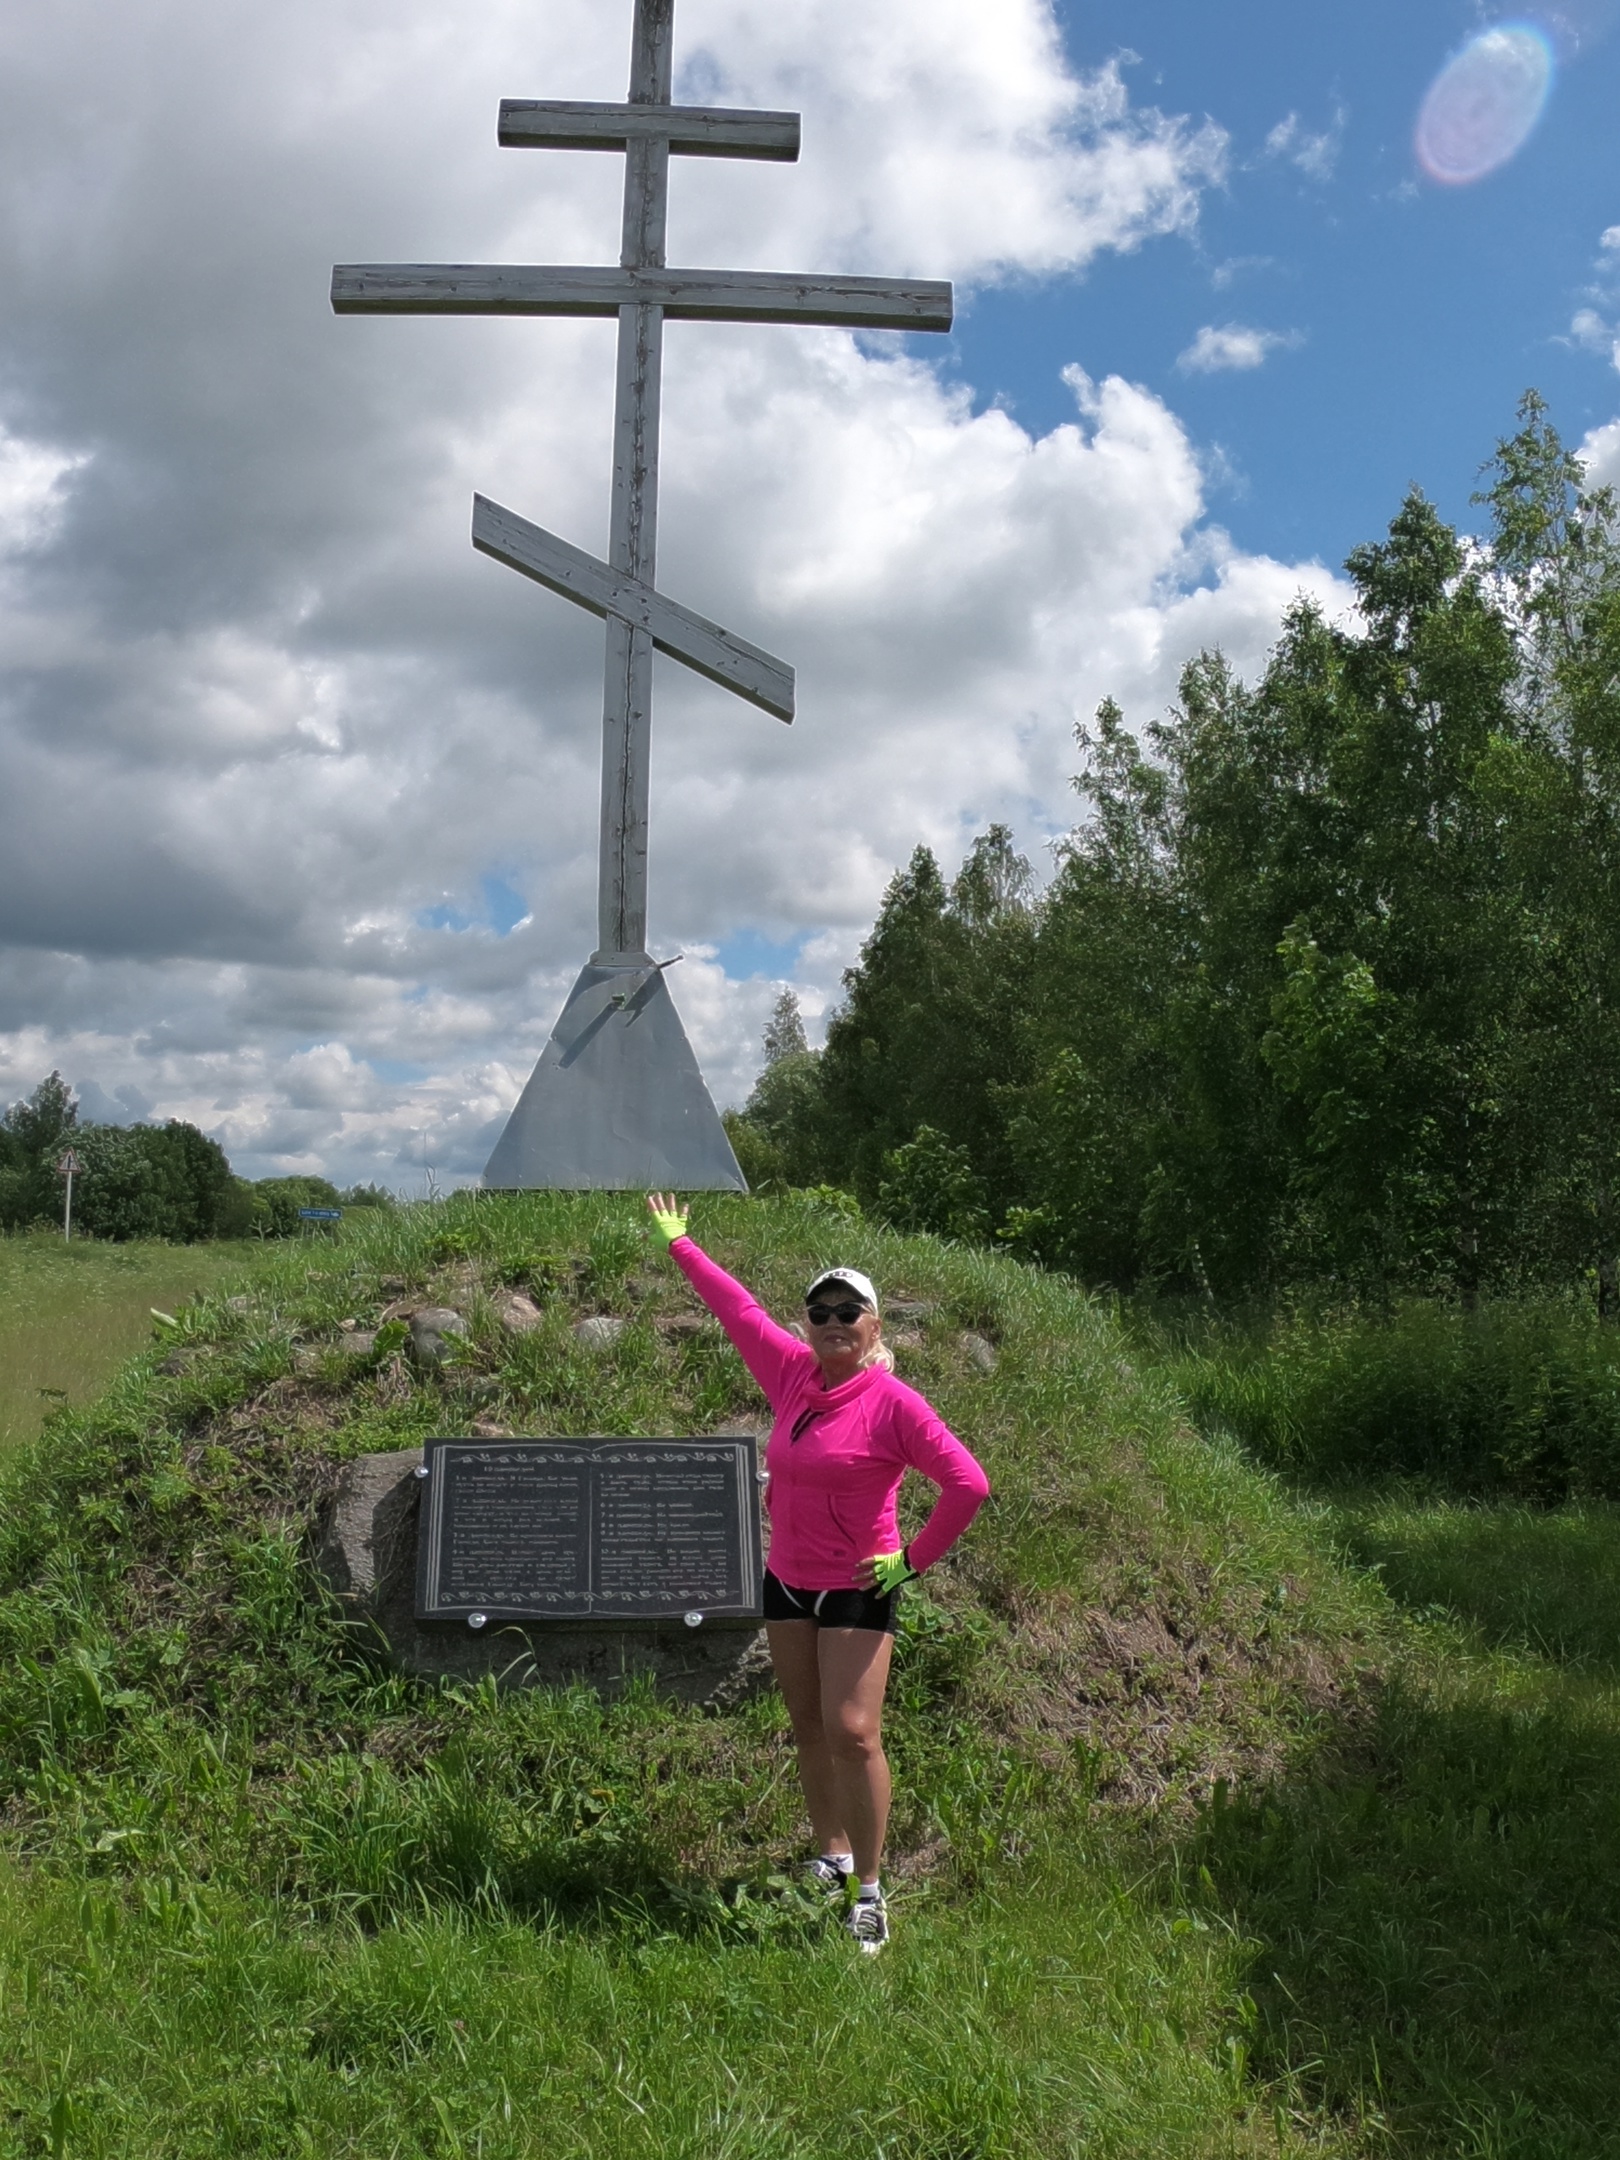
[333, 0, 952, 1188]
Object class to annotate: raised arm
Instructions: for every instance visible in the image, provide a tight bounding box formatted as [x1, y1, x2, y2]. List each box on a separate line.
[646, 1194, 810, 1407]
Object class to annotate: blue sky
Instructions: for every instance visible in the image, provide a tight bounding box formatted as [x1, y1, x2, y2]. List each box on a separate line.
[953, 0, 1620, 570]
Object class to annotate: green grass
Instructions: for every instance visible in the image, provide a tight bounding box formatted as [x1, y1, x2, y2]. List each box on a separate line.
[1141, 1305, 1620, 2156]
[0, 1192, 1366, 2158]
[1193, 1500, 1620, 2158]
[0, 1233, 279, 1450]
[13, 1205, 1620, 2155]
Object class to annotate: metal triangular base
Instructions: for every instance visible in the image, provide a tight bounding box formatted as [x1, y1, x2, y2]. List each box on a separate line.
[482, 959, 747, 1190]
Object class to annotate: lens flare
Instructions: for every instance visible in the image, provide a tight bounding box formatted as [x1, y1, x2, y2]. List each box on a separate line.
[1415, 23, 1555, 184]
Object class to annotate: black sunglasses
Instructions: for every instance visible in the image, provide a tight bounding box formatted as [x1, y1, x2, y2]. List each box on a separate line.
[806, 1301, 868, 1327]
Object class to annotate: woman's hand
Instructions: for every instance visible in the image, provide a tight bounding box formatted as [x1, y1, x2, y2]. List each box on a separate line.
[860, 1549, 920, 1595]
[645, 1192, 690, 1250]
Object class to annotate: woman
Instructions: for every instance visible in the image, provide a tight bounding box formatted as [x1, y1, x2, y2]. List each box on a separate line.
[646, 1192, 990, 1954]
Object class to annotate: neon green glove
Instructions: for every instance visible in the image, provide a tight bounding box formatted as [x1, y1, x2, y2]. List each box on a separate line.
[645, 1193, 690, 1250]
[870, 1548, 920, 1596]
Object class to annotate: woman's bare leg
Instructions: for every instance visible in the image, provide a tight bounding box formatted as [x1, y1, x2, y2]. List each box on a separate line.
[817, 1627, 894, 1883]
[766, 1620, 848, 1854]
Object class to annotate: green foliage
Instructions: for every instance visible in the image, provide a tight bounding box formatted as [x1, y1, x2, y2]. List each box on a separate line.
[808, 827, 1038, 1206]
[878, 1123, 989, 1241]
[724, 989, 826, 1189]
[0, 1073, 79, 1229]
[48, 1121, 236, 1244]
[239, 1174, 345, 1239]
[744, 396, 1620, 1306]
[1163, 1296, 1620, 1500]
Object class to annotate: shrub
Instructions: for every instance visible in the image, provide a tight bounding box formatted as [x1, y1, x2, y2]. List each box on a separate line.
[877, 1125, 989, 1242]
[1175, 1298, 1620, 1499]
[69, 1121, 237, 1243]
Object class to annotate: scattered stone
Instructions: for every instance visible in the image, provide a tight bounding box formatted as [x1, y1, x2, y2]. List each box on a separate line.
[494, 1288, 545, 1334]
[225, 1296, 253, 1315]
[656, 1313, 714, 1341]
[960, 1331, 999, 1374]
[887, 1327, 924, 1351]
[340, 1332, 377, 1358]
[379, 1276, 408, 1296]
[469, 1416, 516, 1438]
[156, 1353, 189, 1377]
[885, 1298, 934, 1322]
[409, 1308, 468, 1366]
[573, 1315, 628, 1352]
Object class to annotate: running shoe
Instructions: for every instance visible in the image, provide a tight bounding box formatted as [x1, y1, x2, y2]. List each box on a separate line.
[806, 1854, 852, 1902]
[846, 1890, 889, 1956]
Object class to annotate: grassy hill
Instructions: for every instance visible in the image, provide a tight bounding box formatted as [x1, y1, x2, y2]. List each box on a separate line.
[1, 1195, 1617, 2156]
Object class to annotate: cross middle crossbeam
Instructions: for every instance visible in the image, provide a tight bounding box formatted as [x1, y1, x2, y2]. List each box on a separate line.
[331, 264, 954, 333]
[498, 99, 800, 160]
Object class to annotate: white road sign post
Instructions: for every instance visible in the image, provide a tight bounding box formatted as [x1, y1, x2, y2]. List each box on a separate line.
[57, 1149, 81, 1242]
[333, 0, 952, 1189]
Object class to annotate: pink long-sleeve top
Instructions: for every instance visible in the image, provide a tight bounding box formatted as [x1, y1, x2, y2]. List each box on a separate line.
[670, 1236, 990, 1590]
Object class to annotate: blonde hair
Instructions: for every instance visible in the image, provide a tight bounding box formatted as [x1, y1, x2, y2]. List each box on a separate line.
[862, 1339, 895, 1374]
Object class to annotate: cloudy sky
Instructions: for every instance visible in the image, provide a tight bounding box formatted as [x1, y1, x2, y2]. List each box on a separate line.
[1, 0, 1617, 1189]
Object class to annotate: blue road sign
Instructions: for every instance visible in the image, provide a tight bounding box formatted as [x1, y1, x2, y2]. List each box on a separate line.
[298, 1207, 344, 1221]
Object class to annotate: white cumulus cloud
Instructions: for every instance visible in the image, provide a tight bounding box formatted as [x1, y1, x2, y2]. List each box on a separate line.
[0, 0, 1346, 1187]
[1176, 322, 1301, 374]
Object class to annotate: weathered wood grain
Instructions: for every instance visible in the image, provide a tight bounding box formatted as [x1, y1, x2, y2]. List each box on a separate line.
[498, 99, 800, 161]
[595, 0, 673, 962]
[472, 495, 795, 724]
[331, 264, 954, 332]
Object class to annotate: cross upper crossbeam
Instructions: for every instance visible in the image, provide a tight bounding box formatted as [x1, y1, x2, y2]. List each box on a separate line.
[472, 494, 794, 722]
[332, 264, 953, 333]
[498, 99, 800, 160]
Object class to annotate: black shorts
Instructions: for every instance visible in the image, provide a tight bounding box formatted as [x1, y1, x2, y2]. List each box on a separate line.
[762, 1569, 900, 1633]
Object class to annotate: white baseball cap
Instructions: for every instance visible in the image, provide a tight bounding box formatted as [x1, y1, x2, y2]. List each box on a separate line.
[805, 1266, 879, 1312]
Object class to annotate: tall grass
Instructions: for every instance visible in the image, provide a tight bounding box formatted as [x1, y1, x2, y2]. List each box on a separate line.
[1154, 1297, 1620, 1499]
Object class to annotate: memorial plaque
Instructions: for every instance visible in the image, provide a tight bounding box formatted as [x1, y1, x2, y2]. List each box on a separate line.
[415, 1438, 763, 1623]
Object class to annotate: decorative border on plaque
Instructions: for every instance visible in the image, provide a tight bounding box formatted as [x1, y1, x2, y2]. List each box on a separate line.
[415, 1437, 763, 1622]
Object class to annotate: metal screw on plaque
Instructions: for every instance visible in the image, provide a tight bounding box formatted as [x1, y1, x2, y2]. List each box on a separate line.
[414, 1464, 430, 1480]
[756, 1468, 769, 1484]
[683, 1610, 704, 1628]
[468, 1612, 488, 1631]
[331, 0, 952, 1192]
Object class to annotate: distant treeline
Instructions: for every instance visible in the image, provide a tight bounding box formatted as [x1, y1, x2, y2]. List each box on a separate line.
[727, 397, 1620, 1309]
[0, 1073, 394, 1242]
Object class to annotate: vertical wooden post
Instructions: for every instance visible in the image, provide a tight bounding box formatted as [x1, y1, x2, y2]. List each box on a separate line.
[594, 0, 673, 965]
